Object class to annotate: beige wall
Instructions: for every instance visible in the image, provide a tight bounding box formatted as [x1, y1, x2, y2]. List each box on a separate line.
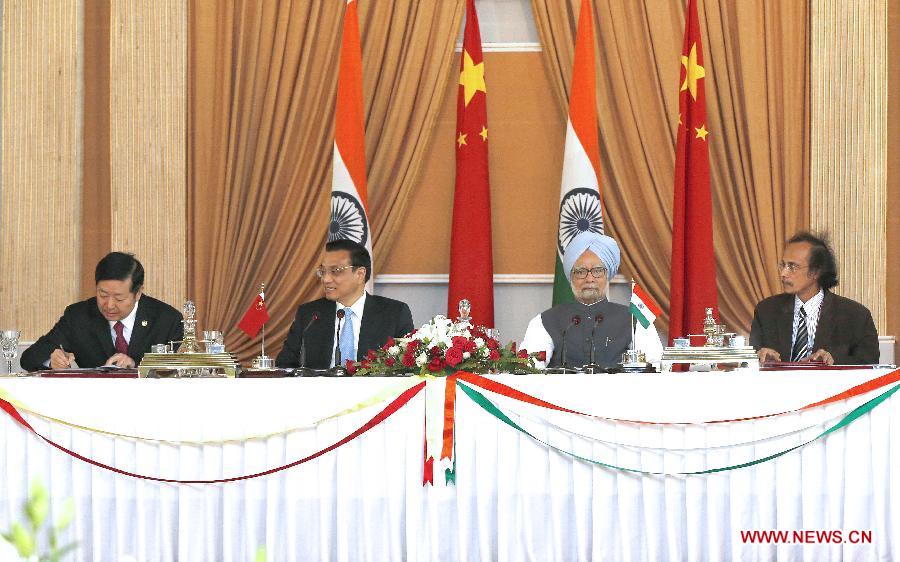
[381, 51, 564, 275]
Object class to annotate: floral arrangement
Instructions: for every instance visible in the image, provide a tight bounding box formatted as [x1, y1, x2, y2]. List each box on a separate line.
[347, 315, 545, 377]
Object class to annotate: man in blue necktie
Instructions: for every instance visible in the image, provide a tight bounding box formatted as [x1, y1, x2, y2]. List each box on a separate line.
[276, 240, 414, 370]
[750, 232, 879, 365]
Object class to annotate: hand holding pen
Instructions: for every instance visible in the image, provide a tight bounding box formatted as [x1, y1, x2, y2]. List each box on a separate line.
[49, 344, 75, 370]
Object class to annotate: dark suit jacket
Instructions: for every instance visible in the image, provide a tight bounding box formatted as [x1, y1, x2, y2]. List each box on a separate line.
[275, 294, 414, 369]
[20, 295, 184, 371]
[749, 291, 879, 365]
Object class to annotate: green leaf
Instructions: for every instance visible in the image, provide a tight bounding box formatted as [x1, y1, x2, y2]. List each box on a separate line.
[27, 481, 50, 529]
[54, 498, 75, 531]
[9, 522, 35, 557]
[48, 542, 79, 562]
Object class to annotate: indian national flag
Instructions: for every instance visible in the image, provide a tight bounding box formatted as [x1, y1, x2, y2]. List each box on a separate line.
[630, 282, 662, 329]
[552, 0, 605, 305]
[330, 0, 374, 292]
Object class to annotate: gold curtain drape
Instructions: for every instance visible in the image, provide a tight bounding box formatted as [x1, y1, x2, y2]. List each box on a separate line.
[531, 0, 809, 334]
[189, 0, 464, 362]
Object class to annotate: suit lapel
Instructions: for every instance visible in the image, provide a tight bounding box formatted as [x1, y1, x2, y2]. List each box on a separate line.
[357, 293, 379, 361]
[776, 295, 794, 359]
[312, 300, 337, 367]
[89, 306, 116, 359]
[813, 291, 835, 352]
[128, 298, 151, 356]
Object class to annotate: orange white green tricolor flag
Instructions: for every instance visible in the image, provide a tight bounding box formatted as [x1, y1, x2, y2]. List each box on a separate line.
[630, 282, 662, 329]
[448, 0, 494, 328]
[552, 0, 605, 306]
[668, 0, 717, 342]
[331, 0, 374, 292]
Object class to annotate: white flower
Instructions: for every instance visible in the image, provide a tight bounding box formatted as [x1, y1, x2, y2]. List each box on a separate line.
[474, 338, 486, 348]
[463, 352, 471, 360]
[479, 347, 490, 358]
[388, 345, 400, 356]
[416, 352, 428, 367]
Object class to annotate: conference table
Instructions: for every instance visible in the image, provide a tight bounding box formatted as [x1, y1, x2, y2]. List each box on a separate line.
[1, 368, 898, 562]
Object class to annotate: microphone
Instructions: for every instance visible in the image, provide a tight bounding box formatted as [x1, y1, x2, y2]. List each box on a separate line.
[588, 313, 605, 365]
[559, 315, 581, 369]
[333, 309, 345, 367]
[298, 313, 319, 368]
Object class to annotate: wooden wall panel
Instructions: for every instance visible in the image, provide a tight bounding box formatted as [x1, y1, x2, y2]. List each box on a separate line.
[810, 0, 888, 333]
[109, 0, 186, 308]
[0, 0, 81, 339]
[887, 0, 900, 350]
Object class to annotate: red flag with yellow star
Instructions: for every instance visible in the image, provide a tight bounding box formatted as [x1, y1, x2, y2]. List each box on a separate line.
[448, 0, 494, 327]
[669, 0, 717, 342]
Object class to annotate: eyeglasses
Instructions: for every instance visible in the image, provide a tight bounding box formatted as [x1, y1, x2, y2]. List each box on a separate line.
[777, 261, 808, 273]
[571, 266, 607, 280]
[315, 264, 357, 278]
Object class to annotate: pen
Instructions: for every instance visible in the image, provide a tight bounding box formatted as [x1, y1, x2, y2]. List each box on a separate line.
[58, 344, 71, 368]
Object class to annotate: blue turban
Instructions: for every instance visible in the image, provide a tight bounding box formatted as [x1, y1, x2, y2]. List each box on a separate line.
[563, 232, 621, 284]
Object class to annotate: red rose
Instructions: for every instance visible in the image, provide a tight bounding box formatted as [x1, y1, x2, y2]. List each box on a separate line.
[345, 360, 358, 374]
[489, 349, 500, 361]
[452, 336, 469, 348]
[385, 337, 396, 348]
[537, 351, 547, 362]
[511, 341, 518, 353]
[472, 328, 486, 340]
[445, 346, 464, 367]
[486, 338, 499, 350]
[366, 349, 378, 361]
[427, 357, 444, 372]
[385, 357, 396, 367]
[407, 340, 420, 351]
[402, 353, 416, 368]
[465, 340, 478, 353]
[517, 349, 528, 359]
[429, 345, 443, 357]
[360, 360, 371, 370]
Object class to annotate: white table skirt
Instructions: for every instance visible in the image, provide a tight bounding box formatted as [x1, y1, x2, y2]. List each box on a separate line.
[1, 369, 898, 562]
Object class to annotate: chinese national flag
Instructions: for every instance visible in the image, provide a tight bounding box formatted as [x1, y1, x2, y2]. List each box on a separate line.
[668, 0, 717, 343]
[447, 0, 494, 327]
[238, 291, 270, 338]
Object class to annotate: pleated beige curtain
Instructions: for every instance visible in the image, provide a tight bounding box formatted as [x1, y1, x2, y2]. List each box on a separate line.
[531, 0, 809, 334]
[189, 0, 464, 362]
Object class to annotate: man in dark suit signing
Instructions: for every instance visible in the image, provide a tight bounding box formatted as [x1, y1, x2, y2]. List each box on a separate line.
[276, 239, 414, 369]
[750, 232, 878, 365]
[20, 252, 184, 371]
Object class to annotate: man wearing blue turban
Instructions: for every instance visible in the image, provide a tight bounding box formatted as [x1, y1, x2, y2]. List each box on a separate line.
[521, 232, 662, 369]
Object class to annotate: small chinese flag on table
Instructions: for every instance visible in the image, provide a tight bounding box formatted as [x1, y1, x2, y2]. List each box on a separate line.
[238, 289, 270, 338]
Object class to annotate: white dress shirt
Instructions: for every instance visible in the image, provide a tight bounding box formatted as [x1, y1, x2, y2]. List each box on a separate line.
[330, 292, 367, 367]
[108, 298, 140, 347]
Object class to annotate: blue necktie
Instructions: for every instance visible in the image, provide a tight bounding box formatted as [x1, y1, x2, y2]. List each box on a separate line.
[339, 308, 356, 365]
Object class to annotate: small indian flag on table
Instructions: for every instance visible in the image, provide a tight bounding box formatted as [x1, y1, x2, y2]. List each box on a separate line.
[630, 282, 662, 328]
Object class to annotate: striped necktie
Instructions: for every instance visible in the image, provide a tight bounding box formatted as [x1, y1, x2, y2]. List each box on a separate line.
[791, 307, 808, 361]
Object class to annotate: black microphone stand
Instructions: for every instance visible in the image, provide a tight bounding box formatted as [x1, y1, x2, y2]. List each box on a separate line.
[546, 315, 581, 374]
[582, 314, 605, 374]
[295, 313, 320, 377]
[328, 309, 349, 376]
